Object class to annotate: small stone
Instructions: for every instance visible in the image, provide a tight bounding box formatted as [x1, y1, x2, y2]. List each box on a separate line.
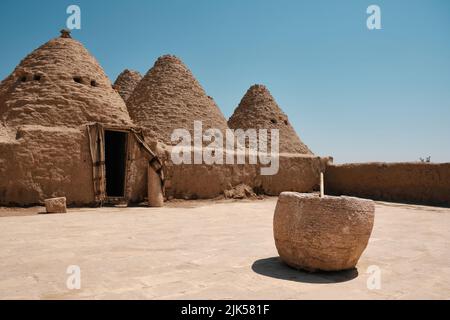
[60, 29, 72, 39]
[44, 197, 67, 214]
[224, 184, 256, 199]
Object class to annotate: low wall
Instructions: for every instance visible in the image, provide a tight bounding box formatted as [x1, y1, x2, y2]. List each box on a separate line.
[325, 162, 450, 207]
[159, 147, 330, 199]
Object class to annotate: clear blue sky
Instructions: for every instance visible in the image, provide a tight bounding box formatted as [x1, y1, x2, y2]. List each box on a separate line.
[1, 0, 449, 163]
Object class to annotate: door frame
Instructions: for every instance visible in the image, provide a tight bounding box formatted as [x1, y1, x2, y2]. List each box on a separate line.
[103, 127, 129, 204]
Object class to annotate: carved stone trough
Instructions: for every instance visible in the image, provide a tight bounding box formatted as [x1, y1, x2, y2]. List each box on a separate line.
[273, 192, 375, 272]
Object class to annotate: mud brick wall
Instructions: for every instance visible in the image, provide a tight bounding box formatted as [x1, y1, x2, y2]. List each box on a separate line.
[161, 148, 330, 199]
[0, 126, 95, 206]
[325, 163, 450, 207]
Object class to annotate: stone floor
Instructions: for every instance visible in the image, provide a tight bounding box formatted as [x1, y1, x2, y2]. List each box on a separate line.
[0, 198, 449, 300]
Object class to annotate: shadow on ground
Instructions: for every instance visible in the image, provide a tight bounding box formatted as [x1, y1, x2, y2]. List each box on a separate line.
[252, 257, 358, 284]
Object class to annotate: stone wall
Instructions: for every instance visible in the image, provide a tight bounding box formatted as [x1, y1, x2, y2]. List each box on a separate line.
[325, 162, 450, 207]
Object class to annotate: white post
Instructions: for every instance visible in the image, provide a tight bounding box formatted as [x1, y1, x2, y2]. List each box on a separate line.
[320, 172, 324, 198]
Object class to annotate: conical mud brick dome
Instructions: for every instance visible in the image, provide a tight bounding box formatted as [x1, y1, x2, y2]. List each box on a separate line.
[114, 69, 142, 102]
[127, 55, 228, 145]
[0, 30, 132, 129]
[228, 84, 312, 154]
[0, 30, 136, 206]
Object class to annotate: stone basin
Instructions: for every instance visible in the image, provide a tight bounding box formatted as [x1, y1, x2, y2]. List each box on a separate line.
[273, 192, 375, 272]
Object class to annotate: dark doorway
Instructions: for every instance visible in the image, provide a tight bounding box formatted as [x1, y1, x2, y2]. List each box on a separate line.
[104, 130, 128, 197]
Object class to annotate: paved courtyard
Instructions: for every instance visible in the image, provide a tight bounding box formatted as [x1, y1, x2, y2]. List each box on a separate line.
[0, 198, 449, 299]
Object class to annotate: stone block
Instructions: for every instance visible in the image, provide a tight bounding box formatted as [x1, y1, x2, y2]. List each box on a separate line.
[44, 197, 67, 214]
